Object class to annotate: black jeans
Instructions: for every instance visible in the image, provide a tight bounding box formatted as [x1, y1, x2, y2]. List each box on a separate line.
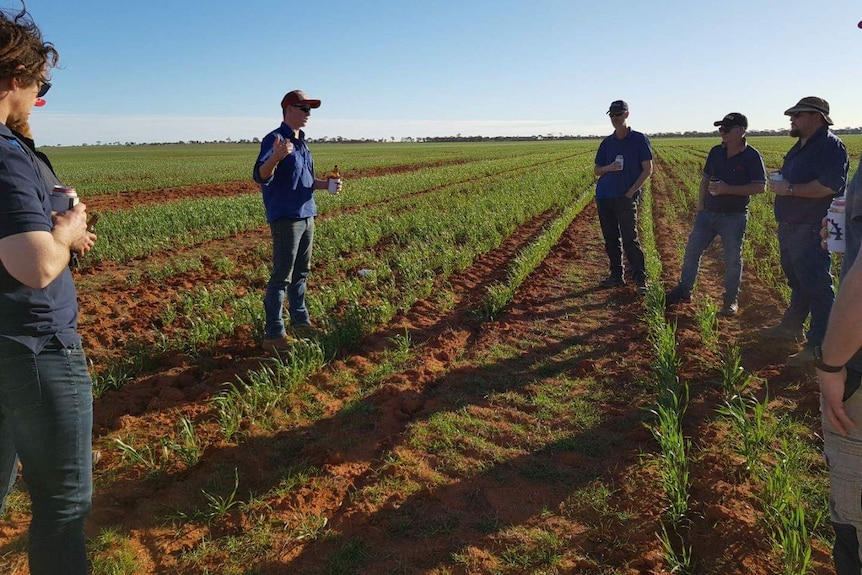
[596, 195, 646, 282]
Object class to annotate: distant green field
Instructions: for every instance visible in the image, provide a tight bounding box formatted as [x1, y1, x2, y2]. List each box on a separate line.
[40, 135, 862, 196]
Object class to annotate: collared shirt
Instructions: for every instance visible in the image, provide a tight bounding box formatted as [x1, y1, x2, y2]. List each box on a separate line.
[0, 123, 80, 353]
[775, 125, 849, 224]
[253, 124, 317, 223]
[702, 141, 766, 214]
[594, 128, 653, 199]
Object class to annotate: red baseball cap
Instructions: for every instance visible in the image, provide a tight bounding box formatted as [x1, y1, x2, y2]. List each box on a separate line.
[280, 89, 321, 110]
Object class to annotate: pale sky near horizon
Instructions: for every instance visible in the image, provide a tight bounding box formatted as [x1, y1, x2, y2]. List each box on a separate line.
[15, 0, 862, 146]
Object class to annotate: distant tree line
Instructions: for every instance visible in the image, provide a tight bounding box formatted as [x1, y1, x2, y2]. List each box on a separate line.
[45, 127, 862, 148]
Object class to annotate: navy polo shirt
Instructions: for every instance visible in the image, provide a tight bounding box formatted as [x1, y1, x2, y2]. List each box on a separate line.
[702, 142, 766, 213]
[0, 124, 80, 353]
[253, 124, 317, 223]
[775, 125, 848, 224]
[594, 129, 653, 199]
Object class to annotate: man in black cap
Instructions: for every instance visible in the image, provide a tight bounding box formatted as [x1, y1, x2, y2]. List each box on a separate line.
[253, 89, 341, 351]
[665, 113, 765, 315]
[593, 100, 653, 294]
[763, 96, 849, 366]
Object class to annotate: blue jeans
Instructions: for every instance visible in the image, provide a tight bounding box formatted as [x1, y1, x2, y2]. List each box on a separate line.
[778, 222, 835, 345]
[0, 337, 93, 575]
[596, 195, 646, 282]
[678, 210, 747, 304]
[264, 216, 314, 339]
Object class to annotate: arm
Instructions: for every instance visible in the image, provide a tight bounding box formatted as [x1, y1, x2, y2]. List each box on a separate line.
[696, 175, 709, 210]
[256, 135, 294, 182]
[709, 181, 766, 197]
[769, 178, 838, 198]
[817, 256, 862, 434]
[625, 160, 653, 198]
[0, 202, 91, 289]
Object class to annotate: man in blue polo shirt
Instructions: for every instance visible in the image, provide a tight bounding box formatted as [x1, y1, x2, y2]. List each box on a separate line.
[0, 8, 97, 574]
[665, 113, 766, 316]
[763, 96, 849, 367]
[253, 89, 341, 351]
[594, 100, 653, 294]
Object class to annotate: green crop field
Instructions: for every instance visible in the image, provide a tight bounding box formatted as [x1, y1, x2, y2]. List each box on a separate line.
[2, 135, 858, 574]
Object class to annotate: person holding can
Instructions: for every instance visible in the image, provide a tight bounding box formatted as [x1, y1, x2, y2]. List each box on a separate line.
[593, 100, 653, 294]
[0, 7, 96, 575]
[664, 113, 766, 316]
[762, 97, 849, 367]
[253, 89, 341, 351]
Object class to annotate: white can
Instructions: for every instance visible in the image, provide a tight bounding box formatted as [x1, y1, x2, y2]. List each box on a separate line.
[49, 185, 78, 213]
[769, 171, 784, 182]
[615, 154, 624, 169]
[827, 196, 846, 253]
[327, 178, 341, 195]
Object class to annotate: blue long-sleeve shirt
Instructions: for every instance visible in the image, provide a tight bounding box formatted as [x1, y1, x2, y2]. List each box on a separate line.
[253, 124, 317, 223]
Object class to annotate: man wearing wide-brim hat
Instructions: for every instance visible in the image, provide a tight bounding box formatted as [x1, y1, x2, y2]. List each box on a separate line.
[762, 96, 849, 367]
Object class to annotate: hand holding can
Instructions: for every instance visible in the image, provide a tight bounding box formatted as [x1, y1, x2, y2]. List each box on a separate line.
[708, 178, 721, 195]
[50, 185, 78, 213]
[614, 154, 624, 171]
[827, 197, 846, 253]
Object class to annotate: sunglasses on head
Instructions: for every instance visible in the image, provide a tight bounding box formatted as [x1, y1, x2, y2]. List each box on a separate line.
[36, 78, 51, 98]
[292, 104, 312, 113]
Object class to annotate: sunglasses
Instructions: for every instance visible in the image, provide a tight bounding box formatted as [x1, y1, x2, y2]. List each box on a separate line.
[610, 112, 625, 118]
[718, 125, 738, 133]
[292, 105, 312, 113]
[36, 78, 51, 98]
[790, 111, 814, 119]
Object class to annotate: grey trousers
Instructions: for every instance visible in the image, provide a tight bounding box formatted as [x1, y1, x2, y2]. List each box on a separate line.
[823, 369, 862, 574]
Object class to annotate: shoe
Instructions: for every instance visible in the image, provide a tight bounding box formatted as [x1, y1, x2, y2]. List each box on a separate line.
[786, 344, 815, 367]
[262, 334, 294, 351]
[760, 323, 805, 343]
[719, 301, 738, 317]
[92, 450, 102, 469]
[665, 286, 691, 305]
[636, 280, 648, 296]
[599, 274, 625, 288]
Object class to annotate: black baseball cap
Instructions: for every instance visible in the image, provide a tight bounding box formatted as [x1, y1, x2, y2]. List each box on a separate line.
[607, 100, 628, 115]
[713, 112, 748, 129]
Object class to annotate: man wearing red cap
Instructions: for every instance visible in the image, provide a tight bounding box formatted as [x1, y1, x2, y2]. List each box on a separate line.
[253, 89, 340, 350]
[763, 96, 849, 367]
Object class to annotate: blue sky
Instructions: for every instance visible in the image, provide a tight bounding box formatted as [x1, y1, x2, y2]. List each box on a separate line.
[18, 0, 862, 146]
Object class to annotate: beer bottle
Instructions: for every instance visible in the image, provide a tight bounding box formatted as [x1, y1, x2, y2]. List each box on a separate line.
[327, 165, 341, 195]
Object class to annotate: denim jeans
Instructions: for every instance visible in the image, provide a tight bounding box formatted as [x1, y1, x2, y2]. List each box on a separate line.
[264, 216, 314, 339]
[0, 337, 93, 575]
[678, 210, 747, 304]
[778, 222, 835, 345]
[596, 195, 646, 282]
